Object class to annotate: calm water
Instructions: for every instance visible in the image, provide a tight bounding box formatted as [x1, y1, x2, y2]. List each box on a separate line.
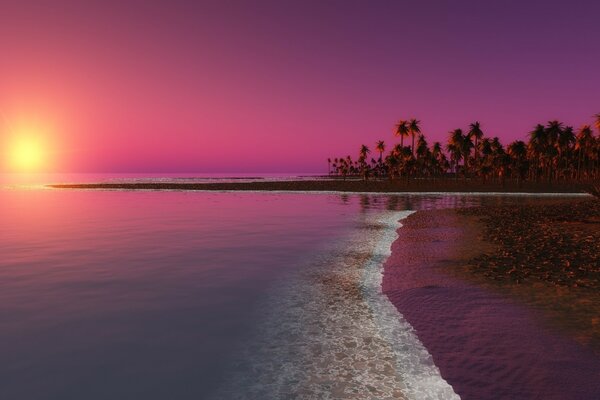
[0, 172, 328, 187]
[0, 176, 587, 399]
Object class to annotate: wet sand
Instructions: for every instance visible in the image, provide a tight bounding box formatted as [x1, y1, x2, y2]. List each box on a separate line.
[383, 209, 600, 399]
[49, 179, 592, 194]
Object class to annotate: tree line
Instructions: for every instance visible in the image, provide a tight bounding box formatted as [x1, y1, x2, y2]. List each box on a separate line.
[328, 115, 600, 184]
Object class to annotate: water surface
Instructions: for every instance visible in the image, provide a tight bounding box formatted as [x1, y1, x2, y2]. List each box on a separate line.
[0, 180, 585, 399]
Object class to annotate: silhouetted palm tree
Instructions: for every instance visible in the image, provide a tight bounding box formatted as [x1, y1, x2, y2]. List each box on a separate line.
[490, 137, 507, 183]
[385, 154, 399, 181]
[468, 121, 484, 174]
[359, 144, 370, 159]
[576, 125, 594, 180]
[447, 129, 464, 179]
[462, 134, 474, 178]
[328, 116, 598, 184]
[431, 142, 446, 178]
[376, 140, 386, 162]
[507, 140, 527, 184]
[544, 121, 563, 181]
[415, 134, 430, 177]
[397, 146, 416, 183]
[394, 120, 409, 148]
[527, 124, 547, 181]
[594, 114, 600, 179]
[408, 119, 421, 156]
[556, 126, 575, 180]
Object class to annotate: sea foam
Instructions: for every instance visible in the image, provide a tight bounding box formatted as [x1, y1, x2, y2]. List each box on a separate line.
[361, 211, 459, 399]
[213, 210, 459, 399]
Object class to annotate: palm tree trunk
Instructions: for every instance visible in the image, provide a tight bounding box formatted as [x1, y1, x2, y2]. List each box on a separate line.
[474, 137, 479, 180]
[577, 150, 582, 181]
[454, 160, 458, 181]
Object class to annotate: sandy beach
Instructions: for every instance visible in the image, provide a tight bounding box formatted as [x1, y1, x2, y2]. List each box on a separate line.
[49, 179, 593, 194]
[383, 204, 600, 399]
[457, 199, 600, 352]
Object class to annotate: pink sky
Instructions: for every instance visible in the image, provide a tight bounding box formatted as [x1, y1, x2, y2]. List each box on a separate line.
[1, 1, 599, 173]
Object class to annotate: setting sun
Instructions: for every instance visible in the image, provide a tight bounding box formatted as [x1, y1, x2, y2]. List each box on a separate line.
[2, 117, 57, 172]
[8, 136, 46, 171]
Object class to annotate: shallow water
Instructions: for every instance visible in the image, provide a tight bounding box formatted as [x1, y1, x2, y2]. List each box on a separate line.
[0, 179, 588, 399]
[0, 189, 362, 399]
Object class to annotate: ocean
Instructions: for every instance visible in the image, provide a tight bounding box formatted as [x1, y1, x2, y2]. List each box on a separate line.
[0, 174, 589, 399]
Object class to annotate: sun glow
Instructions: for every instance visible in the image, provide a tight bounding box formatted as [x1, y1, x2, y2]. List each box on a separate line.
[9, 136, 47, 171]
[3, 119, 56, 172]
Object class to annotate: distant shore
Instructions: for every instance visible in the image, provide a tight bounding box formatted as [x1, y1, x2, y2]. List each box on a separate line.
[49, 179, 593, 194]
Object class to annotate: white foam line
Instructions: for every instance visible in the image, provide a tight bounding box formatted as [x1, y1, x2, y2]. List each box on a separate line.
[361, 211, 461, 400]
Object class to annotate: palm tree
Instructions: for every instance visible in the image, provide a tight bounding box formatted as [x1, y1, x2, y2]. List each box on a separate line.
[358, 145, 371, 181]
[384, 154, 399, 181]
[408, 119, 421, 156]
[332, 158, 339, 175]
[391, 143, 405, 178]
[329, 116, 600, 185]
[394, 120, 409, 148]
[415, 134, 430, 177]
[490, 137, 507, 183]
[461, 134, 474, 177]
[478, 138, 494, 183]
[546, 120, 563, 143]
[359, 144, 370, 159]
[576, 125, 594, 180]
[507, 140, 527, 184]
[376, 140, 386, 162]
[447, 129, 465, 180]
[431, 142, 446, 178]
[544, 121, 563, 181]
[594, 114, 600, 179]
[339, 158, 349, 180]
[397, 146, 416, 183]
[468, 121, 484, 175]
[527, 124, 546, 181]
[556, 126, 575, 180]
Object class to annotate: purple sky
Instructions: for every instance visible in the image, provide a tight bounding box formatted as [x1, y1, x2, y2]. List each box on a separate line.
[1, 0, 599, 173]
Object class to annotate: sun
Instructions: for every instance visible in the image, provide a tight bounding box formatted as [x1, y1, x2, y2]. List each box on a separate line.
[9, 136, 47, 171]
[1, 109, 65, 173]
[3, 118, 56, 172]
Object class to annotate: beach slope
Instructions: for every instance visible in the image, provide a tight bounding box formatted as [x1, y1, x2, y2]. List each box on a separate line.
[382, 208, 600, 399]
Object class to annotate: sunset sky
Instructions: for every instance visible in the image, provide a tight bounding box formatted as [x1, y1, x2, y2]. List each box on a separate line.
[1, 0, 599, 173]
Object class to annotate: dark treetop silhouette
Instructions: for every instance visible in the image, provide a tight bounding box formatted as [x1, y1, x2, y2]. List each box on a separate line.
[330, 115, 600, 187]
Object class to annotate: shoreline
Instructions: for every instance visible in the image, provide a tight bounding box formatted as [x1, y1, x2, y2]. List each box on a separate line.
[214, 210, 456, 399]
[48, 180, 593, 194]
[383, 207, 600, 399]
[360, 211, 458, 399]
